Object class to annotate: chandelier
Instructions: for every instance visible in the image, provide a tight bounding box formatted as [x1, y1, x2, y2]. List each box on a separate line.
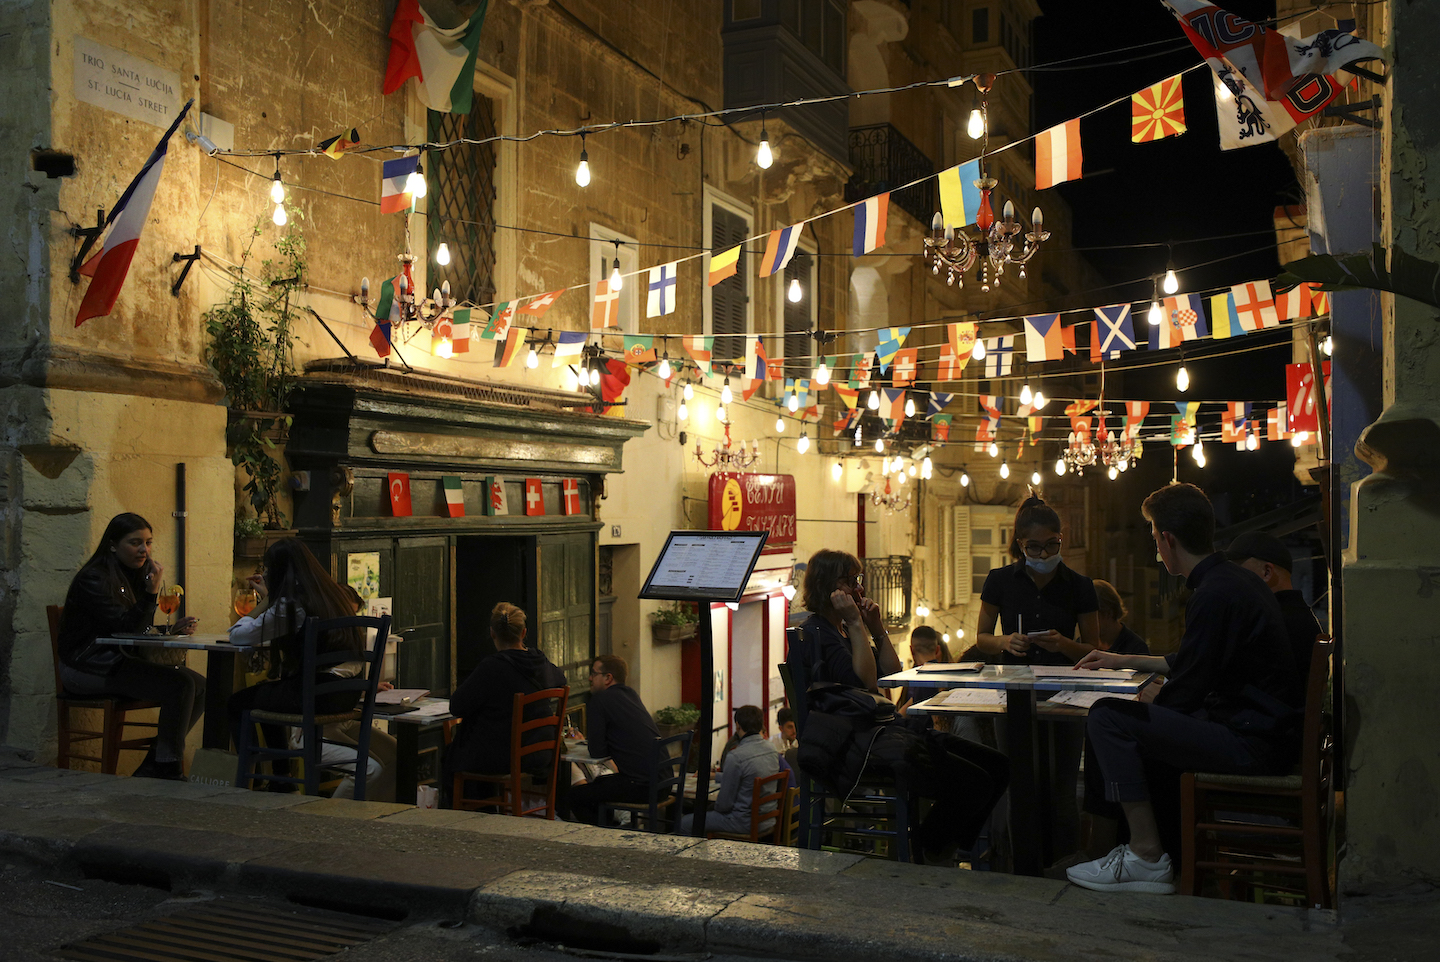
[694, 420, 761, 471]
[359, 253, 455, 339]
[1063, 412, 1139, 477]
[924, 76, 1049, 292]
[871, 476, 911, 513]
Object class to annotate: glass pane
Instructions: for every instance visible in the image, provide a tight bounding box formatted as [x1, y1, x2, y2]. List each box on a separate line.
[972, 575, 988, 595]
[970, 528, 992, 545]
[973, 7, 989, 44]
[972, 555, 990, 575]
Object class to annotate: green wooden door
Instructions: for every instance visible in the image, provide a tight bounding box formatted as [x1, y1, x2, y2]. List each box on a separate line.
[393, 538, 451, 695]
[538, 532, 595, 693]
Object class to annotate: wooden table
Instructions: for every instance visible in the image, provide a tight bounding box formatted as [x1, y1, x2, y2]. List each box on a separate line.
[95, 633, 265, 750]
[881, 664, 1156, 876]
[383, 698, 453, 805]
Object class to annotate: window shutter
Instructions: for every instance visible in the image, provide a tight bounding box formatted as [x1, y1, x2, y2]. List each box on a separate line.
[953, 505, 972, 604]
[936, 506, 952, 610]
[711, 206, 748, 364]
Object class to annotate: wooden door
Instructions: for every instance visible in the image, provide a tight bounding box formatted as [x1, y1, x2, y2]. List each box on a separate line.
[537, 532, 595, 693]
[393, 537, 451, 695]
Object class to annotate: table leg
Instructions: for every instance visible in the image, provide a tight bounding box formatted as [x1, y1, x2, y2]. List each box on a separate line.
[202, 650, 237, 750]
[1005, 689, 1043, 876]
[393, 722, 421, 806]
[1036, 718, 1055, 868]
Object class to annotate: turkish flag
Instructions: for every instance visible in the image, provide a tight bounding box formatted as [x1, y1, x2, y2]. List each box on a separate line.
[562, 478, 582, 516]
[387, 472, 412, 517]
[524, 478, 545, 516]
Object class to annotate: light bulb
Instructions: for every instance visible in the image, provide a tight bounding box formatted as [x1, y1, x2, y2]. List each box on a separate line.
[683, 382, 694, 401]
[716, 404, 727, 422]
[757, 131, 773, 169]
[880, 458, 889, 476]
[272, 204, 287, 226]
[1148, 301, 1163, 326]
[832, 461, 843, 481]
[897, 470, 906, 484]
[1323, 335, 1333, 356]
[875, 438, 885, 453]
[960, 472, 970, 487]
[575, 149, 591, 187]
[1295, 430, 1310, 445]
[1108, 465, 1119, 480]
[904, 397, 916, 418]
[270, 173, 285, 204]
[1195, 450, 1207, 467]
[797, 431, 810, 454]
[868, 390, 881, 411]
[526, 348, 538, 369]
[1163, 268, 1179, 295]
[721, 378, 733, 405]
[973, 339, 986, 360]
[1176, 365, 1190, 392]
[775, 416, 785, 433]
[916, 604, 929, 618]
[435, 337, 453, 359]
[942, 632, 951, 643]
[589, 367, 601, 386]
[908, 463, 917, 477]
[658, 356, 671, 380]
[999, 460, 1010, 479]
[1020, 383, 1033, 405]
[988, 442, 998, 458]
[923, 456, 933, 474]
[678, 401, 688, 420]
[406, 166, 427, 199]
[435, 242, 451, 266]
[1033, 391, 1047, 409]
[1119, 460, 1129, 472]
[610, 259, 623, 291]
[788, 277, 802, 302]
[788, 392, 800, 413]
[1055, 458, 1066, 476]
[967, 107, 985, 139]
[814, 360, 830, 385]
[1246, 433, 1258, 451]
[1031, 471, 1042, 486]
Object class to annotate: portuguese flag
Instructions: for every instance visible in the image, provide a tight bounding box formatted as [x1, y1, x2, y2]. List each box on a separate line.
[383, 1, 489, 114]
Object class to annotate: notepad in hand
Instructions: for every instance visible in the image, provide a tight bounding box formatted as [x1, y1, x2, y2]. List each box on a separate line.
[915, 661, 984, 672]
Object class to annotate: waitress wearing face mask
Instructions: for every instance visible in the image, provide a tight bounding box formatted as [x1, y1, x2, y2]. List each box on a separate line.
[974, 493, 1100, 866]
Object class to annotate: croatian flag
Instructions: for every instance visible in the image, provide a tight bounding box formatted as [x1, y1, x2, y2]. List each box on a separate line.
[75, 99, 193, 327]
[760, 225, 802, 277]
[381, 156, 419, 213]
[852, 193, 889, 256]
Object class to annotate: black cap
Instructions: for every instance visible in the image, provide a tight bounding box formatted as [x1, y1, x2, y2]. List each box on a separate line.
[1224, 531, 1292, 572]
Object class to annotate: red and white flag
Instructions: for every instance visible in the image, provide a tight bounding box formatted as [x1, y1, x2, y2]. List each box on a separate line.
[1232, 279, 1280, 330]
[1268, 403, 1292, 441]
[562, 478, 582, 516]
[1275, 282, 1315, 321]
[387, 472, 413, 517]
[1286, 361, 1331, 433]
[1035, 119, 1082, 190]
[892, 348, 918, 385]
[520, 289, 564, 316]
[591, 279, 619, 330]
[523, 478, 545, 516]
[75, 99, 194, 326]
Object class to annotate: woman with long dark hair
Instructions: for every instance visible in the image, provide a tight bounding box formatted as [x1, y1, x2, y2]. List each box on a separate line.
[58, 513, 205, 779]
[227, 538, 363, 780]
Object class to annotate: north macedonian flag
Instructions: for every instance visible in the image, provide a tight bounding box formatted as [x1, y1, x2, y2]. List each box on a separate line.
[1131, 75, 1186, 143]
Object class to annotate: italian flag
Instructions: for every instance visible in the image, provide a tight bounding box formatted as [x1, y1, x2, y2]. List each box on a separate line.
[442, 476, 465, 518]
[383, 1, 489, 114]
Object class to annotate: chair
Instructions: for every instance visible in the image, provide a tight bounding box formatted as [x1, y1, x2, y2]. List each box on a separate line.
[782, 785, 801, 847]
[780, 648, 916, 863]
[598, 730, 693, 833]
[235, 614, 392, 799]
[47, 605, 159, 774]
[452, 686, 570, 818]
[706, 770, 789, 845]
[1180, 638, 1335, 909]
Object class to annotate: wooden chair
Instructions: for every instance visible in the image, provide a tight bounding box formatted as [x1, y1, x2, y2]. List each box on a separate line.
[47, 605, 158, 774]
[1180, 638, 1335, 908]
[452, 686, 570, 818]
[706, 770, 789, 845]
[782, 785, 801, 846]
[235, 614, 392, 799]
[598, 730, 693, 833]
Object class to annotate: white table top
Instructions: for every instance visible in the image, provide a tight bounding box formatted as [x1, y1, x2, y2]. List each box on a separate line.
[95, 632, 262, 652]
[882, 663, 1155, 695]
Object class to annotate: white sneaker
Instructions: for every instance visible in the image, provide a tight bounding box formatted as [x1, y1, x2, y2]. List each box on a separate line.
[1065, 844, 1175, 894]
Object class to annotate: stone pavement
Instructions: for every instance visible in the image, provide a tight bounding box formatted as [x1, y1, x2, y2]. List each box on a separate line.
[0, 751, 1431, 962]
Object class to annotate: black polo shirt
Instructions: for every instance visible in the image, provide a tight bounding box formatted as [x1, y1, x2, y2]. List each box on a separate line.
[979, 559, 1099, 666]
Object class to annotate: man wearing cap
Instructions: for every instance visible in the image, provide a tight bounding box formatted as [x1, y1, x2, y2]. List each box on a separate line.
[1225, 531, 1322, 678]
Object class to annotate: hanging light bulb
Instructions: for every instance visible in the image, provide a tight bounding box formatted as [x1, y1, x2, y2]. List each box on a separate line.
[405, 162, 427, 200]
[868, 389, 881, 411]
[832, 461, 843, 481]
[657, 354, 671, 380]
[1162, 266, 1179, 295]
[272, 203, 287, 226]
[1031, 470, 1042, 486]
[270, 168, 285, 205]
[922, 456, 933, 477]
[973, 339, 987, 361]
[880, 457, 889, 476]
[897, 469, 907, 485]
[1108, 465, 1119, 480]
[721, 378, 733, 405]
[967, 106, 985, 139]
[797, 430, 810, 454]
[1292, 431, 1309, 447]
[526, 346, 539, 369]
[908, 463, 917, 477]
[942, 632, 951, 643]
[677, 400, 688, 420]
[960, 471, 970, 487]
[589, 366, 601, 387]
[787, 277, 802, 302]
[874, 438, 885, 453]
[609, 259, 623, 292]
[814, 359, 830, 385]
[756, 117, 774, 169]
[1118, 459, 1129, 472]
[775, 415, 785, 433]
[904, 396, 916, 418]
[435, 242, 451, 266]
[1246, 432, 1258, 451]
[683, 381, 694, 401]
[575, 134, 591, 187]
[1176, 364, 1190, 393]
[853, 425, 862, 447]
[1148, 301, 1163, 326]
[1323, 335, 1333, 356]
[999, 460, 1010, 479]
[1019, 383, 1033, 405]
[1055, 458, 1066, 476]
[787, 391, 800, 413]
[716, 403, 727, 422]
[1033, 391, 1047, 410]
[987, 441, 998, 458]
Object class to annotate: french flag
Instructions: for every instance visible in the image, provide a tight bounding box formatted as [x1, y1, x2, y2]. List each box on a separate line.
[852, 192, 889, 256]
[75, 99, 193, 327]
[760, 224, 801, 277]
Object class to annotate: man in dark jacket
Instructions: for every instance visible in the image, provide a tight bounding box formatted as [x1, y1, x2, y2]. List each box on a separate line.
[567, 654, 660, 824]
[1225, 530, 1323, 679]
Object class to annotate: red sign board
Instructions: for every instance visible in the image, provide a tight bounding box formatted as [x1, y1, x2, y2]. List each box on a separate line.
[707, 472, 797, 549]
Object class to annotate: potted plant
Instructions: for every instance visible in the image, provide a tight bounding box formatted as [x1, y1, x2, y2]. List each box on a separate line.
[650, 602, 699, 644]
[654, 703, 701, 738]
[234, 517, 264, 558]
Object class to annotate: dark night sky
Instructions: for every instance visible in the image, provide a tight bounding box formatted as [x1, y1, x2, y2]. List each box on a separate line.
[1030, 0, 1299, 403]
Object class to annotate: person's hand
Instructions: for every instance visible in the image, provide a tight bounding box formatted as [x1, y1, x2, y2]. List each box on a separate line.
[173, 616, 199, 636]
[858, 597, 886, 638]
[1138, 678, 1162, 703]
[1031, 630, 1067, 653]
[245, 573, 268, 602]
[377, 681, 394, 692]
[142, 557, 163, 593]
[1004, 632, 1033, 656]
[830, 589, 860, 623]
[1075, 649, 1127, 671]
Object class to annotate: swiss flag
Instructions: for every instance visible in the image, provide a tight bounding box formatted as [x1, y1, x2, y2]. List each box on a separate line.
[562, 478, 582, 516]
[524, 478, 545, 516]
[387, 472, 412, 517]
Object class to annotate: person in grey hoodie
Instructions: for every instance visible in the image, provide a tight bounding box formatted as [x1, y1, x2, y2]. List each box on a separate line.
[682, 704, 781, 835]
[447, 603, 566, 785]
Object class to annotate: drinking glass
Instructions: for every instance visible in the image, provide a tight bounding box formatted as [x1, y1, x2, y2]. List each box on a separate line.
[234, 586, 259, 618]
[157, 584, 183, 631]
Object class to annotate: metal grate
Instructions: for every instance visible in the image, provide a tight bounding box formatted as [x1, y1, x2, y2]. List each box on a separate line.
[844, 123, 935, 227]
[427, 99, 498, 307]
[863, 555, 912, 628]
[57, 899, 395, 962]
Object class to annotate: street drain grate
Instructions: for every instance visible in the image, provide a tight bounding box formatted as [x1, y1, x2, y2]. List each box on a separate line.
[56, 899, 396, 962]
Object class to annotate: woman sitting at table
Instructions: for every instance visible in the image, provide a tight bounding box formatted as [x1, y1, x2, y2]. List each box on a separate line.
[446, 603, 566, 799]
[974, 493, 1101, 864]
[227, 538, 363, 785]
[57, 512, 204, 780]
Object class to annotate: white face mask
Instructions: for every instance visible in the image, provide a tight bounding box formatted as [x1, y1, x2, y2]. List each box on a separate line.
[1026, 552, 1062, 575]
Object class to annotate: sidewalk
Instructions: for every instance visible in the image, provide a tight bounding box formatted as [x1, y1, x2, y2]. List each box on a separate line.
[0, 751, 1423, 962]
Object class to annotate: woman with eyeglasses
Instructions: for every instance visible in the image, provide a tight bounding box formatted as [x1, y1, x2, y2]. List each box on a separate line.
[974, 494, 1100, 865]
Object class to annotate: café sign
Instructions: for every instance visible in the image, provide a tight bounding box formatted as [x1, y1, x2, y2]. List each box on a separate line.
[706, 472, 796, 549]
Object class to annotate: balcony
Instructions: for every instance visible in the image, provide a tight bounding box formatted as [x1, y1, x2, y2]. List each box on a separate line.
[863, 555, 913, 629]
[844, 124, 936, 227]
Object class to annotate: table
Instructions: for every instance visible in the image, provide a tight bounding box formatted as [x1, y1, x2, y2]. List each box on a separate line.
[384, 698, 453, 804]
[95, 633, 264, 750]
[880, 664, 1156, 876]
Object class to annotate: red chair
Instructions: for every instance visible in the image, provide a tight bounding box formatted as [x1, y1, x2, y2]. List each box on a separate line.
[453, 687, 569, 818]
[47, 605, 158, 774]
[706, 769, 790, 845]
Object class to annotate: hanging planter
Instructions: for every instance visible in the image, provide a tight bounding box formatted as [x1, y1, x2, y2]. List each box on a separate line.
[650, 602, 699, 645]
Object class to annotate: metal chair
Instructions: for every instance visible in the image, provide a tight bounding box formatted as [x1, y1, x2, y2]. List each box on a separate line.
[599, 730, 693, 833]
[452, 686, 570, 818]
[47, 605, 158, 774]
[706, 769, 789, 844]
[1180, 638, 1335, 908]
[234, 614, 392, 799]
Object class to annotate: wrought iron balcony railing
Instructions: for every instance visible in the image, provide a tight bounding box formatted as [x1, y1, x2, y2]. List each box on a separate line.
[863, 555, 913, 628]
[845, 123, 935, 228]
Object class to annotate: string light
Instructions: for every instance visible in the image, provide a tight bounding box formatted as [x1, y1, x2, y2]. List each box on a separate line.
[1055, 458, 1066, 476]
[787, 390, 800, 412]
[269, 155, 285, 204]
[921, 456, 933, 479]
[1019, 383, 1033, 405]
[904, 396, 916, 418]
[721, 377, 733, 405]
[272, 203, 287, 226]
[1162, 265, 1179, 295]
[1033, 391, 1047, 409]
[756, 112, 774, 169]
[874, 438, 885, 453]
[867, 390, 881, 411]
[832, 461, 843, 481]
[526, 346, 538, 369]
[973, 339, 987, 361]
[1148, 300, 1163, 325]
[1176, 364, 1190, 392]
[788, 277, 802, 302]
[589, 366, 601, 387]
[575, 133, 591, 187]
[405, 162, 427, 200]
[609, 241, 623, 291]
[716, 403, 727, 421]
[967, 105, 986, 139]
[1246, 432, 1258, 450]
[960, 471, 970, 487]
[999, 459, 1010, 479]
[987, 441, 998, 458]
[683, 381, 694, 401]
[1108, 465, 1119, 480]
[1323, 335, 1333, 356]
[814, 358, 830, 385]
[908, 463, 917, 477]
[1292, 431, 1308, 447]
[942, 632, 951, 643]
[896, 469, 906, 484]
[678, 400, 688, 420]
[797, 430, 810, 454]
[1192, 438, 1206, 466]
[435, 242, 451, 265]
[775, 415, 785, 433]
[1031, 470, 1042, 485]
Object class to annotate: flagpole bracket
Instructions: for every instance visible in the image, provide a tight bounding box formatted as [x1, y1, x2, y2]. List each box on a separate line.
[1320, 94, 1383, 130]
[68, 207, 106, 283]
[171, 245, 202, 297]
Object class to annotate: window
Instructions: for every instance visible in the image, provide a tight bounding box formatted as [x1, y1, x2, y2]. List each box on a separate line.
[973, 7, 990, 44]
[427, 100, 498, 306]
[707, 198, 751, 365]
[781, 249, 816, 380]
[589, 225, 639, 335]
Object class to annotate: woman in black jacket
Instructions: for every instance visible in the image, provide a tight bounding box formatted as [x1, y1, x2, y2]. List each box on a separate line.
[447, 603, 566, 783]
[57, 513, 204, 779]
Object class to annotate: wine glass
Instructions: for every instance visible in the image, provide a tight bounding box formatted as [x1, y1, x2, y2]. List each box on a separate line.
[157, 584, 183, 632]
[234, 586, 259, 618]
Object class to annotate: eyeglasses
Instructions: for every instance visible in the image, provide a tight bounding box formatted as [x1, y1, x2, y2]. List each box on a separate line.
[837, 576, 863, 589]
[589, 668, 610, 677]
[1021, 539, 1063, 557]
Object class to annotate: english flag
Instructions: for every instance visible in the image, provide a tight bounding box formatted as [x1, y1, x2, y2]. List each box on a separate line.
[562, 478, 582, 516]
[1024, 313, 1064, 363]
[853, 193, 889, 256]
[523, 478, 545, 516]
[1035, 119, 1082, 189]
[388, 472, 413, 517]
[1233, 279, 1280, 330]
[1132, 74, 1186, 142]
[75, 99, 194, 327]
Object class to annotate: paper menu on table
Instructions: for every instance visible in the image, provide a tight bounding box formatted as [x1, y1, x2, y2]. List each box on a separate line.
[1045, 690, 1136, 709]
[409, 699, 450, 717]
[915, 661, 984, 672]
[938, 689, 1006, 707]
[1031, 666, 1136, 680]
